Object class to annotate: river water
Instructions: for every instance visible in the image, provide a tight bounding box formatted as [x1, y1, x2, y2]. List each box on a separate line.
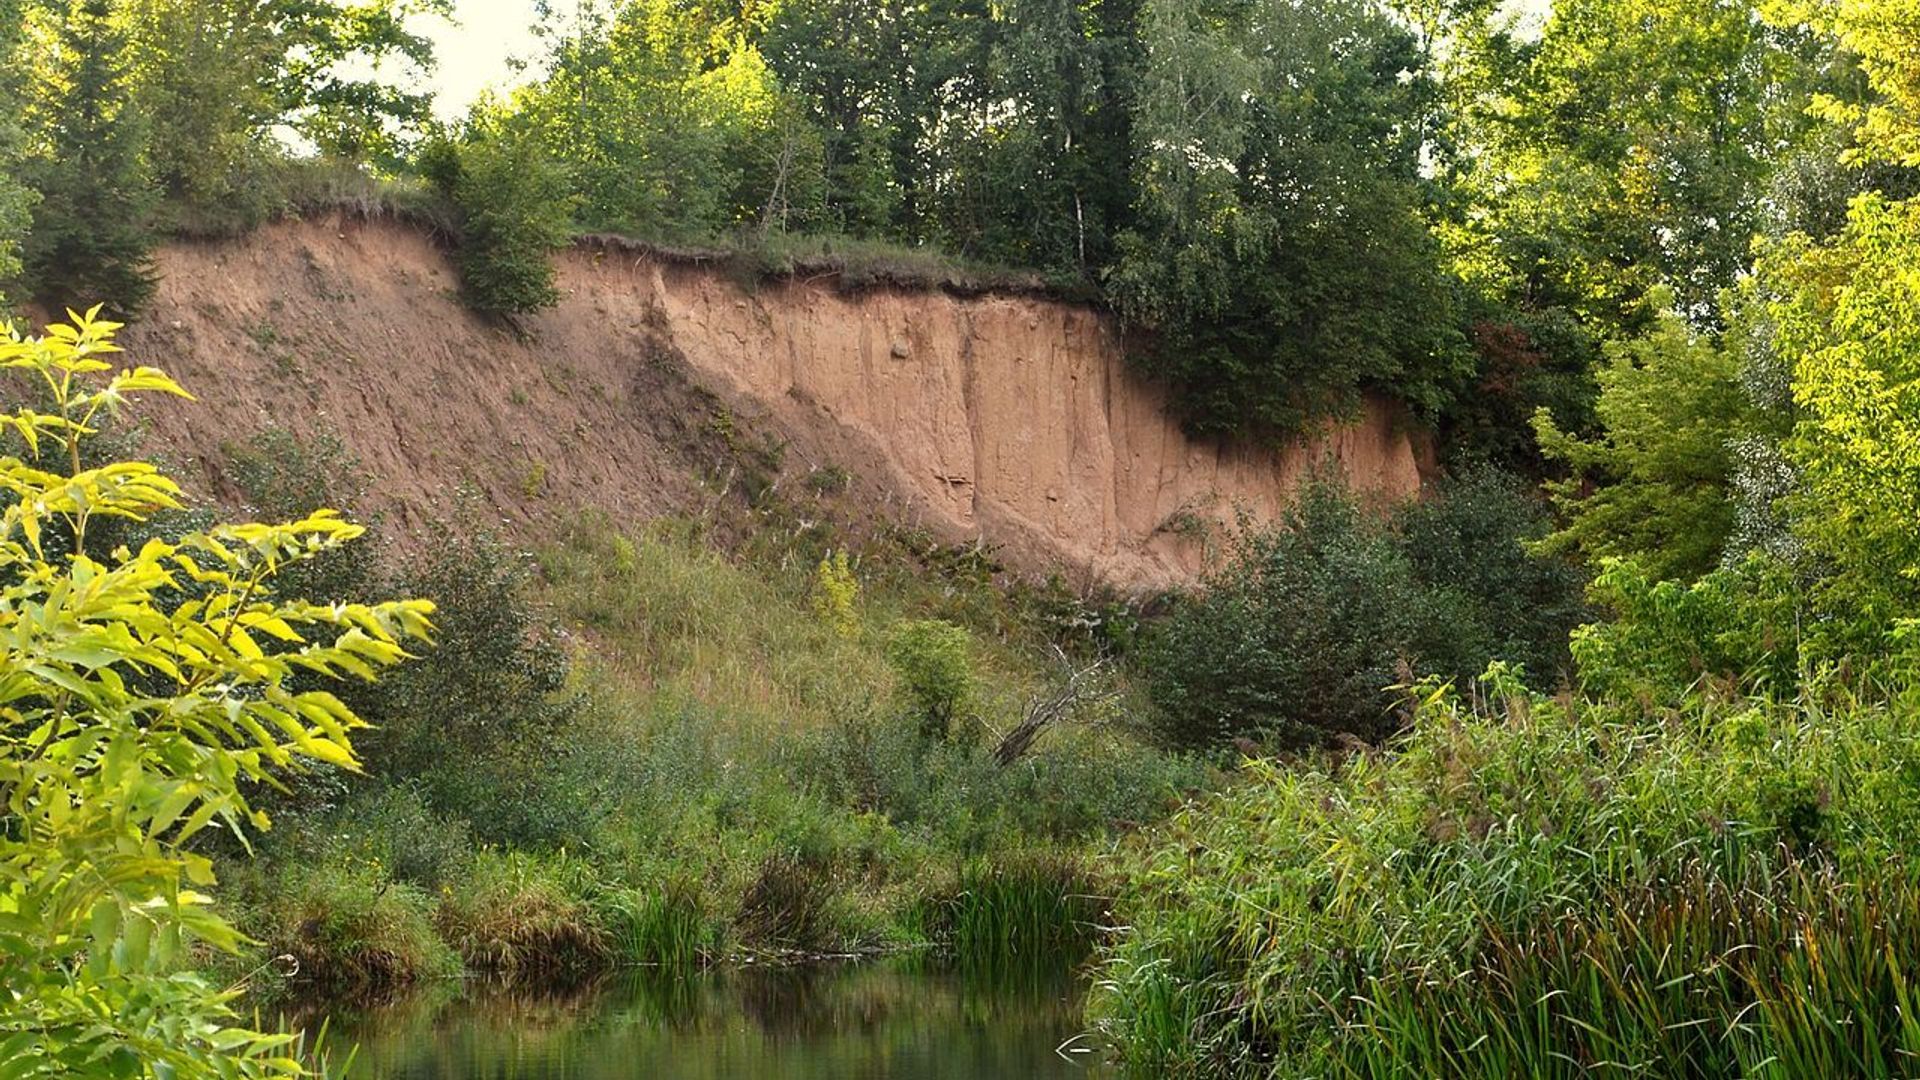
[307, 958, 1111, 1078]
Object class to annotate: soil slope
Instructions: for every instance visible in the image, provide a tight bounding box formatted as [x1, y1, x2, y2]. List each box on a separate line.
[120, 214, 1426, 588]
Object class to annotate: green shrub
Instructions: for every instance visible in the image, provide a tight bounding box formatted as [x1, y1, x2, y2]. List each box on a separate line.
[1143, 481, 1423, 750]
[328, 785, 475, 890]
[433, 121, 575, 317]
[356, 525, 593, 848]
[1143, 474, 1583, 752]
[810, 549, 860, 638]
[1395, 467, 1589, 685]
[885, 619, 975, 740]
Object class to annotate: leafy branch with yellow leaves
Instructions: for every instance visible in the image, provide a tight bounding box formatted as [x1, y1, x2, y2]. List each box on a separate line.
[0, 307, 433, 1077]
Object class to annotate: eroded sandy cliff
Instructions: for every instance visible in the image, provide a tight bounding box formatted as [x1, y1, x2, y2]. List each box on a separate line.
[121, 215, 1425, 589]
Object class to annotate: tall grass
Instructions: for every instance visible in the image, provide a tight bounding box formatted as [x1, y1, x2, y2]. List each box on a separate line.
[258, 860, 459, 991]
[1342, 864, 1920, 1079]
[601, 885, 714, 968]
[229, 504, 1201, 993]
[929, 858, 1107, 973]
[435, 852, 611, 975]
[1092, 674, 1920, 1076]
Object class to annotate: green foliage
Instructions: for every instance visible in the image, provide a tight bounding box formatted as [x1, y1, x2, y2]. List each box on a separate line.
[1778, 0, 1920, 168]
[1094, 672, 1920, 1076]
[0, 0, 36, 309]
[1142, 473, 1583, 751]
[1534, 307, 1756, 581]
[885, 619, 975, 740]
[0, 310, 431, 1075]
[758, 0, 1139, 264]
[507, 0, 822, 239]
[1761, 194, 1920, 637]
[1110, 0, 1470, 438]
[1444, 0, 1801, 330]
[432, 120, 575, 316]
[355, 526, 588, 848]
[1441, 307, 1602, 476]
[21, 0, 159, 316]
[1571, 555, 1804, 707]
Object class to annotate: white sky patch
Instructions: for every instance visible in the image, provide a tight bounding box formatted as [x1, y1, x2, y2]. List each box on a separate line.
[416, 0, 564, 120]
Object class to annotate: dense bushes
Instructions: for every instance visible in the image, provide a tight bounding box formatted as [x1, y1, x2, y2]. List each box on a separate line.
[1143, 471, 1584, 751]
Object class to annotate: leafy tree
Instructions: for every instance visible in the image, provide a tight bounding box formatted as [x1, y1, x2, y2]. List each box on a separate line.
[937, 0, 1139, 271]
[1779, 0, 1920, 169]
[1108, 0, 1470, 440]
[20, 0, 159, 316]
[1450, 310, 1603, 475]
[112, 0, 281, 223]
[761, 0, 990, 243]
[1737, 3, 1920, 637]
[1761, 197, 1920, 635]
[511, 0, 817, 238]
[120, 0, 448, 178]
[0, 309, 432, 1076]
[1533, 308, 1755, 582]
[1444, 0, 1793, 331]
[0, 0, 37, 308]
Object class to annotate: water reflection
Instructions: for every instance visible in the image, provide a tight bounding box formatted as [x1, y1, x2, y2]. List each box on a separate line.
[304, 958, 1109, 1079]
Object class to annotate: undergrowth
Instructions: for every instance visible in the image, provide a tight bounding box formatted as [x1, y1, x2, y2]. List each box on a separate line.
[221, 448, 1205, 995]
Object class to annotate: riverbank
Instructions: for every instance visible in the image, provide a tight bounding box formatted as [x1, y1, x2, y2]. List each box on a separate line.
[213, 433, 1209, 998]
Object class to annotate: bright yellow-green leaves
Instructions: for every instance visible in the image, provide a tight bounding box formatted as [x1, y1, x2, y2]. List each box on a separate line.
[1758, 196, 1920, 633]
[1771, 0, 1920, 166]
[0, 308, 432, 1077]
[1532, 307, 1752, 581]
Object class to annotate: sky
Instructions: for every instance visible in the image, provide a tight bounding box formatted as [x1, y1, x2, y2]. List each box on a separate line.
[417, 0, 552, 120]
[415, 0, 1557, 120]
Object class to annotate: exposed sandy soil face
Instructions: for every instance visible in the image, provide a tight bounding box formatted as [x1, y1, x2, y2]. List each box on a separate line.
[117, 214, 1426, 589]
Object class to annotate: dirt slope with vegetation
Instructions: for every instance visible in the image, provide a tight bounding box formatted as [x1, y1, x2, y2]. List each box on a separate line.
[123, 214, 1425, 587]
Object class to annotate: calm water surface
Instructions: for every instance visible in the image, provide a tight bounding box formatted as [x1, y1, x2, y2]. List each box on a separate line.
[310, 959, 1111, 1079]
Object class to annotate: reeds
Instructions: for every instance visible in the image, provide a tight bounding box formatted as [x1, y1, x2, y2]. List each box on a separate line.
[1339, 865, 1920, 1078]
[930, 858, 1106, 973]
[434, 852, 612, 975]
[1093, 680, 1920, 1076]
[603, 884, 713, 969]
